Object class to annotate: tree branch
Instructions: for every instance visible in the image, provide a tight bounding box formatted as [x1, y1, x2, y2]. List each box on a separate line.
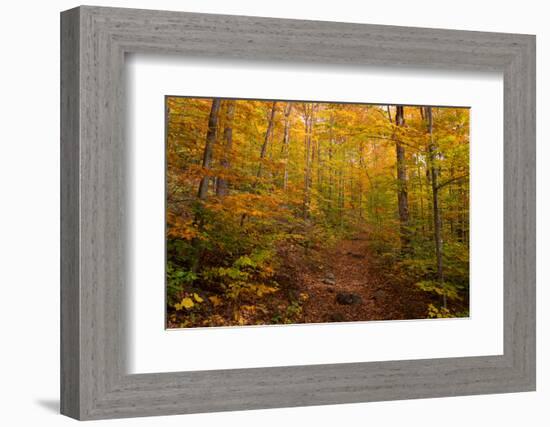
[436, 174, 469, 190]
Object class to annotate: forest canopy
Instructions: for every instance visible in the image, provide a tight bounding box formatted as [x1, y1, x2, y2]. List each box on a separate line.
[166, 97, 470, 328]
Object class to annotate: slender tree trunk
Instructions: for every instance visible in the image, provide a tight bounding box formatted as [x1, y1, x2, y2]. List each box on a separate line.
[216, 100, 235, 197]
[457, 183, 468, 242]
[192, 98, 221, 273]
[395, 105, 410, 254]
[328, 142, 333, 205]
[368, 140, 381, 227]
[426, 106, 445, 309]
[358, 141, 367, 220]
[463, 185, 468, 242]
[304, 116, 311, 219]
[417, 158, 426, 237]
[302, 104, 314, 220]
[351, 168, 357, 214]
[327, 115, 335, 211]
[257, 101, 277, 178]
[310, 137, 316, 192]
[448, 183, 454, 237]
[281, 103, 292, 190]
[316, 135, 322, 191]
[240, 101, 277, 227]
[338, 168, 344, 228]
[198, 98, 222, 200]
[358, 181, 363, 219]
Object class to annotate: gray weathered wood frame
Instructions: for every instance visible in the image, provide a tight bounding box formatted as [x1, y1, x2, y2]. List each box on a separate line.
[60, 5, 536, 420]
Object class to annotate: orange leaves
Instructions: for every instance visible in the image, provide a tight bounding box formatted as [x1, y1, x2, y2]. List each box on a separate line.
[206, 192, 284, 220]
[208, 295, 222, 307]
[166, 212, 199, 240]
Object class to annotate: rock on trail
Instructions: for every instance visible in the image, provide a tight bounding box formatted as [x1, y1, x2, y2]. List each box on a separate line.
[336, 292, 362, 305]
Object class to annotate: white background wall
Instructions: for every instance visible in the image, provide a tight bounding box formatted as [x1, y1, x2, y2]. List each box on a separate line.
[0, 0, 546, 425]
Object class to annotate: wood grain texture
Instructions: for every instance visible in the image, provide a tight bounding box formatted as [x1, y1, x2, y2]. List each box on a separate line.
[60, 5, 536, 420]
[60, 7, 80, 419]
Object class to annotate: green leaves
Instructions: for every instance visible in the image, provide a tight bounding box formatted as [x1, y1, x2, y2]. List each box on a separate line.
[415, 280, 460, 301]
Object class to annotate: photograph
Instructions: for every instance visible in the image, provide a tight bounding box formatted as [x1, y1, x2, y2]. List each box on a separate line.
[165, 97, 470, 328]
[53, 4, 536, 421]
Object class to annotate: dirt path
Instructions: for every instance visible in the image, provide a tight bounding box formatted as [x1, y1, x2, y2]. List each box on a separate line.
[299, 233, 428, 323]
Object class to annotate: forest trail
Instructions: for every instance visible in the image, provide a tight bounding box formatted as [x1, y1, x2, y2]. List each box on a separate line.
[298, 233, 427, 323]
[166, 98, 470, 328]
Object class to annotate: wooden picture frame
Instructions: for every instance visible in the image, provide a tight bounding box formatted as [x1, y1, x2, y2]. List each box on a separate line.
[60, 5, 536, 420]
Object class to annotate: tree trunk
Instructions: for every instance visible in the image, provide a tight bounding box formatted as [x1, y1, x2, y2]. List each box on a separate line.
[216, 100, 235, 197]
[192, 98, 221, 273]
[358, 141, 368, 220]
[256, 101, 277, 178]
[302, 103, 314, 220]
[240, 101, 277, 227]
[316, 134, 322, 191]
[281, 103, 292, 190]
[338, 168, 344, 228]
[415, 150, 426, 237]
[327, 115, 335, 210]
[198, 98, 221, 200]
[395, 105, 410, 253]
[426, 106, 445, 308]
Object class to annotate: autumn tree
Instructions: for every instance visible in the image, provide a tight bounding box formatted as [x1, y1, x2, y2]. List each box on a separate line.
[281, 102, 292, 190]
[216, 100, 235, 197]
[197, 98, 222, 199]
[394, 105, 410, 254]
[257, 101, 277, 178]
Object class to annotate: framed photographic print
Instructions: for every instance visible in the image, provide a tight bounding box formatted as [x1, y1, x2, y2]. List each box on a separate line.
[61, 5, 536, 420]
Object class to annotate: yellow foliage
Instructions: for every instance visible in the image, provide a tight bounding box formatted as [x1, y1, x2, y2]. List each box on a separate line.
[174, 297, 194, 311]
[248, 283, 279, 297]
[427, 303, 453, 318]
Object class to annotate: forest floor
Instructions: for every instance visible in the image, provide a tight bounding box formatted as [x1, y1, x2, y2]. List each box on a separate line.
[168, 232, 444, 328]
[284, 233, 432, 324]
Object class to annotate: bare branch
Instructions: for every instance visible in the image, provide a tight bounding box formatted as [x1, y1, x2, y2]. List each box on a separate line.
[437, 174, 469, 190]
